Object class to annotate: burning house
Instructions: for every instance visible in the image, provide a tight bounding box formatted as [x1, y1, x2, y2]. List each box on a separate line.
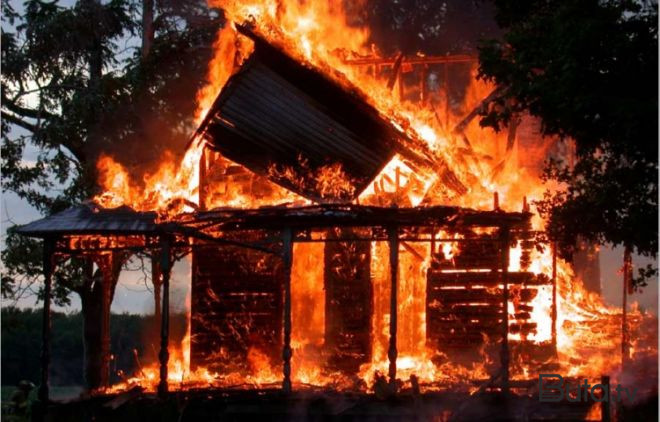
[15, 4, 657, 422]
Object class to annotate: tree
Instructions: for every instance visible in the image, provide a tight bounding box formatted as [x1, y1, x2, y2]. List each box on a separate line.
[1, 0, 221, 389]
[477, 0, 658, 284]
[365, 0, 501, 56]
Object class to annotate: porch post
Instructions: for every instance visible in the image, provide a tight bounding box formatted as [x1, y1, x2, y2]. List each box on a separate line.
[38, 238, 55, 402]
[282, 227, 293, 393]
[158, 237, 172, 398]
[601, 375, 611, 422]
[100, 254, 114, 389]
[500, 226, 510, 394]
[388, 226, 399, 387]
[622, 246, 632, 372]
[551, 240, 558, 350]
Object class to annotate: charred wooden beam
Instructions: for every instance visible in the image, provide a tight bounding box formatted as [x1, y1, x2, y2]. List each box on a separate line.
[158, 237, 172, 398]
[281, 228, 293, 393]
[500, 227, 510, 394]
[387, 53, 404, 91]
[17, 204, 532, 245]
[198, 146, 208, 211]
[443, 63, 449, 128]
[622, 246, 632, 372]
[427, 271, 550, 287]
[551, 241, 558, 350]
[602, 375, 611, 422]
[342, 55, 476, 66]
[452, 87, 505, 135]
[151, 251, 162, 326]
[38, 237, 55, 403]
[388, 226, 399, 388]
[177, 204, 532, 234]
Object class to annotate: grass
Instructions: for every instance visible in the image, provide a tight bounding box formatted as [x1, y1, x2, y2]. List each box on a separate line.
[1, 385, 83, 405]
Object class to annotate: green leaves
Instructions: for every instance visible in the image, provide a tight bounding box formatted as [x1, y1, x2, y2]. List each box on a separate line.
[479, 0, 658, 271]
[1, 0, 221, 303]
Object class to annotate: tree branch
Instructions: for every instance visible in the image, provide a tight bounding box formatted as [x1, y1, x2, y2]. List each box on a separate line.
[1, 111, 38, 133]
[1, 99, 55, 121]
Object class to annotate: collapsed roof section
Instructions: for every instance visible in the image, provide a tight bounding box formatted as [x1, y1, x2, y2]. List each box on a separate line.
[194, 24, 464, 203]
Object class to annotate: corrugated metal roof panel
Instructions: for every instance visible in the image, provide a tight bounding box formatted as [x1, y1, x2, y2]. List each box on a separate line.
[16, 204, 158, 238]
[196, 26, 403, 203]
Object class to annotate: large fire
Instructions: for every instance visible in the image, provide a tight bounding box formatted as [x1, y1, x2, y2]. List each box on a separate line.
[95, 0, 656, 397]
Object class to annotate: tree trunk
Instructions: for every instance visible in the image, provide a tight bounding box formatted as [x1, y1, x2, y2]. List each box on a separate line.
[81, 280, 107, 390]
[81, 254, 122, 391]
[82, 0, 103, 99]
[142, 0, 155, 59]
[81, 0, 105, 181]
[572, 237, 601, 294]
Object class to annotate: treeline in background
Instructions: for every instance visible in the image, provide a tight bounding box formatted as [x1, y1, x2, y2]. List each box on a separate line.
[1, 307, 187, 387]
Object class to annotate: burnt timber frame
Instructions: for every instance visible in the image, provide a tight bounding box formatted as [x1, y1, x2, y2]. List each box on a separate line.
[19, 203, 546, 399]
[342, 53, 477, 107]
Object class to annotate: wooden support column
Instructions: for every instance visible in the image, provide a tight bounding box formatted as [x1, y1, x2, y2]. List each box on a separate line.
[500, 226, 510, 394]
[158, 237, 172, 398]
[198, 146, 208, 211]
[38, 238, 55, 403]
[420, 65, 427, 103]
[387, 226, 399, 387]
[551, 240, 558, 350]
[622, 247, 632, 372]
[100, 254, 113, 388]
[443, 62, 449, 128]
[151, 252, 162, 324]
[601, 375, 611, 422]
[282, 227, 293, 393]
